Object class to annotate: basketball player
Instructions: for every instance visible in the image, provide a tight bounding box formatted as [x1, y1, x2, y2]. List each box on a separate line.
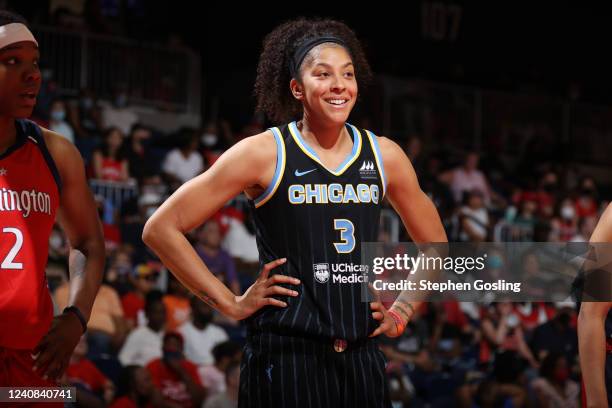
[0, 10, 105, 393]
[143, 18, 446, 407]
[578, 203, 612, 407]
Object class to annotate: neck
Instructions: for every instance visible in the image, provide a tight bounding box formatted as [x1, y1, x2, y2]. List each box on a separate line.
[299, 114, 347, 150]
[193, 319, 209, 330]
[0, 117, 17, 155]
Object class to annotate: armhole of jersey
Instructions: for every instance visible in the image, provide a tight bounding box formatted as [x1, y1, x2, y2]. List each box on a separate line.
[27, 120, 63, 195]
[253, 127, 285, 208]
[365, 130, 387, 198]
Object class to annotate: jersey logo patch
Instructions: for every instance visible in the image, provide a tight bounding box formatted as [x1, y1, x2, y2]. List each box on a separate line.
[294, 168, 317, 177]
[0, 168, 6, 176]
[313, 263, 330, 283]
[359, 161, 377, 179]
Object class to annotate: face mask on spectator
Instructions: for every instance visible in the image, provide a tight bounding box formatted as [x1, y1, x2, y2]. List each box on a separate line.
[561, 205, 575, 220]
[49, 231, 63, 250]
[51, 110, 65, 121]
[201, 133, 218, 147]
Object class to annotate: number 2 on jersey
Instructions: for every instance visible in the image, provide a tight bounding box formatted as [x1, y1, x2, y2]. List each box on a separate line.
[333, 219, 355, 253]
[1, 227, 24, 269]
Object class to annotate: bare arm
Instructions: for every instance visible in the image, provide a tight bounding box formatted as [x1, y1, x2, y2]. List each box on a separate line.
[370, 137, 448, 337]
[143, 132, 299, 320]
[92, 150, 103, 179]
[579, 203, 612, 408]
[48, 130, 106, 320]
[33, 129, 105, 380]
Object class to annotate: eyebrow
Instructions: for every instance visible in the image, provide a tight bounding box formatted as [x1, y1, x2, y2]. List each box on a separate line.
[313, 62, 354, 69]
[0, 44, 39, 53]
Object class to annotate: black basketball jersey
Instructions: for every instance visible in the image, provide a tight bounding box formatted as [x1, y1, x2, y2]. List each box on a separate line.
[246, 121, 387, 341]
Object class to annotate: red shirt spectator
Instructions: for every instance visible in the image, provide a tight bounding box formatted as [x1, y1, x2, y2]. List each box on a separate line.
[146, 358, 202, 407]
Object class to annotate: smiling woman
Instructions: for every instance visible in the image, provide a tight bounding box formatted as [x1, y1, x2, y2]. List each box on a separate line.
[143, 17, 447, 408]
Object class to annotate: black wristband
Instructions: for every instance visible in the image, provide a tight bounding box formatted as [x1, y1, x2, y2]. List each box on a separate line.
[63, 306, 87, 333]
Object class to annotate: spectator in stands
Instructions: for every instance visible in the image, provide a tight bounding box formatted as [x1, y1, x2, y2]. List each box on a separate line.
[92, 127, 130, 181]
[195, 220, 240, 295]
[511, 198, 538, 241]
[405, 135, 424, 176]
[480, 302, 538, 369]
[575, 176, 599, 218]
[66, 334, 115, 405]
[119, 290, 166, 367]
[69, 88, 103, 140]
[146, 332, 205, 408]
[109, 365, 167, 408]
[121, 263, 160, 328]
[570, 216, 598, 242]
[101, 85, 139, 136]
[105, 246, 135, 296]
[49, 99, 75, 143]
[530, 303, 578, 365]
[54, 273, 128, 358]
[458, 190, 489, 242]
[531, 352, 579, 408]
[549, 198, 578, 242]
[200, 120, 233, 166]
[179, 296, 229, 367]
[162, 128, 204, 186]
[199, 341, 242, 398]
[440, 152, 494, 205]
[520, 251, 549, 299]
[124, 124, 157, 180]
[163, 275, 192, 331]
[203, 361, 240, 408]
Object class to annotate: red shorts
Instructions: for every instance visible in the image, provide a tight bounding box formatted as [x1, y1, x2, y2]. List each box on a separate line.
[0, 347, 63, 407]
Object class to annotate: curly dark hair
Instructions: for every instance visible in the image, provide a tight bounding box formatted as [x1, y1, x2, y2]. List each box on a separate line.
[254, 18, 373, 124]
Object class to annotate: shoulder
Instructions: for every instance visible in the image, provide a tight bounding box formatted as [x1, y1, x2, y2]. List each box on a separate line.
[371, 135, 415, 180]
[208, 323, 229, 338]
[178, 321, 193, 333]
[228, 130, 277, 165]
[40, 127, 82, 163]
[375, 135, 404, 161]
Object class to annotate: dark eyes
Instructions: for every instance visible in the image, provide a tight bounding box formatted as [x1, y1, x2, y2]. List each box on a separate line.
[316, 72, 355, 78]
[3, 57, 40, 67]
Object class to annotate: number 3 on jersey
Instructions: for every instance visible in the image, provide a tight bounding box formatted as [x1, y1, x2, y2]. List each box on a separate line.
[1, 227, 24, 269]
[333, 219, 355, 253]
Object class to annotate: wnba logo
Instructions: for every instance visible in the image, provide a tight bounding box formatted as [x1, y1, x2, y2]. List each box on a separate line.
[359, 161, 377, 179]
[313, 263, 330, 283]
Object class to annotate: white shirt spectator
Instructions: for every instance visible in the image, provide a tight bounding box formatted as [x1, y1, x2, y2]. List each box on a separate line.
[101, 104, 139, 136]
[459, 206, 489, 242]
[222, 218, 259, 263]
[451, 168, 490, 204]
[118, 325, 163, 367]
[178, 321, 228, 366]
[162, 148, 204, 184]
[199, 365, 225, 397]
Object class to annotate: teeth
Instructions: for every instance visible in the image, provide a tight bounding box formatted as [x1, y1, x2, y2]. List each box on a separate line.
[328, 99, 347, 105]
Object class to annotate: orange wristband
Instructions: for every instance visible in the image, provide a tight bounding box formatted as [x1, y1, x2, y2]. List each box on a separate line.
[388, 309, 406, 336]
